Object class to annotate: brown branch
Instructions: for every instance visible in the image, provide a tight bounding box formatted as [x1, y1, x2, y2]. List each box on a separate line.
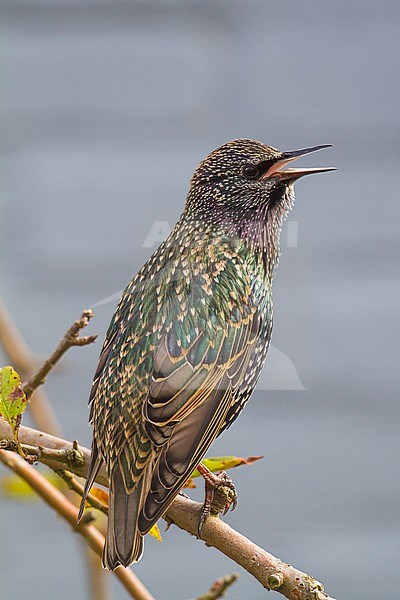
[55, 468, 108, 516]
[195, 574, 238, 600]
[167, 498, 333, 600]
[0, 422, 335, 600]
[0, 438, 85, 469]
[0, 449, 155, 600]
[85, 547, 111, 600]
[0, 424, 93, 478]
[22, 309, 98, 400]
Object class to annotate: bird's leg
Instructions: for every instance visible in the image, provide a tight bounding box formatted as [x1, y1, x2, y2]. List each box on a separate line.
[196, 462, 238, 538]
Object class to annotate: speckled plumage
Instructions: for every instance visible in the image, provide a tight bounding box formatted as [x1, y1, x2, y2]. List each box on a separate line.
[79, 138, 333, 570]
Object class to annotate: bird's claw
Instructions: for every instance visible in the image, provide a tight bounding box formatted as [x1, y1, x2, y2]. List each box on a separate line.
[198, 501, 210, 538]
[197, 470, 237, 538]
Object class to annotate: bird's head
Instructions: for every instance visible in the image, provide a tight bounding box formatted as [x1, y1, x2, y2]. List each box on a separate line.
[187, 138, 335, 219]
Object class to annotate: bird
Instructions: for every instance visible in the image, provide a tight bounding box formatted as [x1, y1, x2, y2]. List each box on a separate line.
[78, 138, 334, 570]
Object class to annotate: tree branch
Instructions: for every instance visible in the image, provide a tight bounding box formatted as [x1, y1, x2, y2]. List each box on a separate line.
[22, 309, 97, 400]
[55, 468, 108, 516]
[0, 421, 335, 600]
[0, 448, 155, 600]
[195, 574, 238, 600]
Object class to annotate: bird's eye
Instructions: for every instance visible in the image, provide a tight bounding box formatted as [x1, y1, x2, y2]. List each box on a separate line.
[242, 164, 260, 180]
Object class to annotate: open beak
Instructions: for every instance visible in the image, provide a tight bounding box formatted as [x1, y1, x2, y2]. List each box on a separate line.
[262, 144, 336, 181]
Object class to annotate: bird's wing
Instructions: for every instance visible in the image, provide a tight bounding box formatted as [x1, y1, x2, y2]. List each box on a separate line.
[88, 302, 155, 492]
[88, 326, 119, 423]
[138, 289, 263, 533]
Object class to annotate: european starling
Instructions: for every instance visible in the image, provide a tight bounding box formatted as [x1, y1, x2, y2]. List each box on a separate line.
[79, 138, 334, 570]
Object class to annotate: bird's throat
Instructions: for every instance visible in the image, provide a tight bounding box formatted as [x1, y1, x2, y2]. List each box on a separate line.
[183, 184, 294, 281]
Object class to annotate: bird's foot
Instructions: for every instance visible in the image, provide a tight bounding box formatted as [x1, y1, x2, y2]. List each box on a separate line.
[197, 463, 237, 538]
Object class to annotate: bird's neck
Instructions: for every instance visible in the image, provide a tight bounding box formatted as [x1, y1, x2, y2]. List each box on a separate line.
[182, 190, 294, 281]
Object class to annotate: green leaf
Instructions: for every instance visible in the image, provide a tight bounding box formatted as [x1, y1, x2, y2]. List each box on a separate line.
[0, 366, 27, 443]
[185, 455, 264, 488]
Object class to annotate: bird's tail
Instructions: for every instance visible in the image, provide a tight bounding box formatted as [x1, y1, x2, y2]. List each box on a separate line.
[102, 467, 144, 570]
[78, 439, 102, 523]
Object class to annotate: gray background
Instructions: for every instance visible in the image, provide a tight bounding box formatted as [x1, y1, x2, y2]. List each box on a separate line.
[1, 1, 399, 599]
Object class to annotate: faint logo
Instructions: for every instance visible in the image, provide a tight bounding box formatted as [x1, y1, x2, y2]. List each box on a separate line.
[91, 293, 305, 391]
[91, 218, 304, 391]
[142, 220, 299, 248]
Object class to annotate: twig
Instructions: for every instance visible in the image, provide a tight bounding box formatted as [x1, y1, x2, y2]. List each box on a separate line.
[0, 449, 155, 600]
[0, 299, 62, 434]
[22, 309, 97, 400]
[55, 468, 108, 515]
[0, 424, 92, 478]
[195, 574, 238, 600]
[0, 438, 85, 469]
[167, 498, 333, 600]
[0, 422, 335, 600]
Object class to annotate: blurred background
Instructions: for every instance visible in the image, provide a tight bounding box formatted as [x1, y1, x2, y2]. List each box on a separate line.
[1, 1, 399, 599]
